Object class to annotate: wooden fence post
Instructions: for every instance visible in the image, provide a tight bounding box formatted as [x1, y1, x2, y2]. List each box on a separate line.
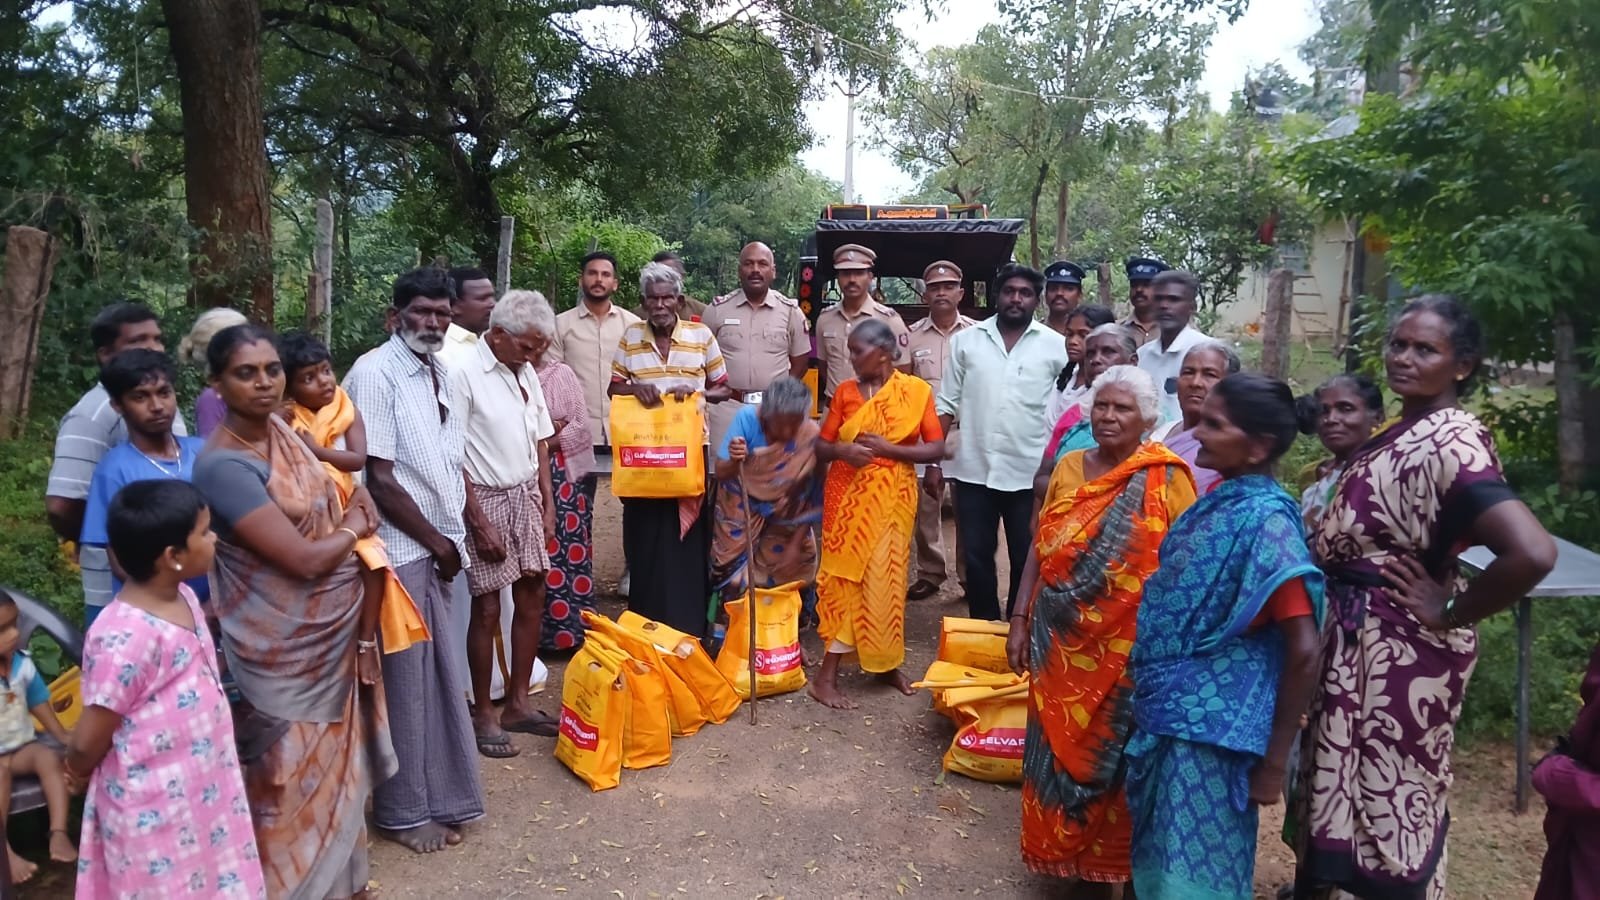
[306, 198, 333, 344]
[0, 226, 60, 438]
[1261, 267, 1295, 380]
[496, 216, 514, 295]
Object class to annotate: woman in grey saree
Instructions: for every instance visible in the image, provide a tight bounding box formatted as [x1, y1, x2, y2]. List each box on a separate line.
[194, 324, 397, 899]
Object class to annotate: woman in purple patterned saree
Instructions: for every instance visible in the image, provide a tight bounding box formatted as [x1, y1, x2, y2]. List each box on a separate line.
[1293, 295, 1556, 900]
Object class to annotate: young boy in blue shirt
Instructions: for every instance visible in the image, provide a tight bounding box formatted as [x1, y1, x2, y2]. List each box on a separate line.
[80, 350, 209, 623]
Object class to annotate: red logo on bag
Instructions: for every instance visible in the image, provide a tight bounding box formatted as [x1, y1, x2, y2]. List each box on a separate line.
[956, 726, 1026, 759]
[619, 445, 688, 468]
[559, 705, 599, 750]
[753, 641, 802, 675]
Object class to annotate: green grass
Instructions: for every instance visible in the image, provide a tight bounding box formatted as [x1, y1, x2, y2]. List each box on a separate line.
[0, 423, 84, 677]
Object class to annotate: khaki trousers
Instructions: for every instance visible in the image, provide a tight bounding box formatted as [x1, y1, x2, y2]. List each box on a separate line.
[911, 478, 964, 588]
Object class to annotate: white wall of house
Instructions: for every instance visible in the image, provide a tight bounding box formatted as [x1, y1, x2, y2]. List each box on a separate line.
[1217, 218, 1356, 340]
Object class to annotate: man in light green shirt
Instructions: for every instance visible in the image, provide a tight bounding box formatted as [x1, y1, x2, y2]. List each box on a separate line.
[934, 263, 1068, 621]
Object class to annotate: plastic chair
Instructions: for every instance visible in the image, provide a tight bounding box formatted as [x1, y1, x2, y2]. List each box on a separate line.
[2, 586, 83, 817]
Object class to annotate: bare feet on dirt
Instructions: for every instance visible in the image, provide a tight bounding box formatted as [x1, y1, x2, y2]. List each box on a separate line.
[876, 669, 916, 696]
[380, 821, 457, 854]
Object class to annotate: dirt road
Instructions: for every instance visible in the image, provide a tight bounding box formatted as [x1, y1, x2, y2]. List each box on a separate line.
[16, 491, 1549, 898]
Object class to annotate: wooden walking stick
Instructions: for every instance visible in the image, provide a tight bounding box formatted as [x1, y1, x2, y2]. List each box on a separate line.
[738, 461, 760, 724]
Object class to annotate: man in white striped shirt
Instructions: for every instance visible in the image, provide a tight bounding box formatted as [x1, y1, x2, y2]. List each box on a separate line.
[45, 303, 186, 624]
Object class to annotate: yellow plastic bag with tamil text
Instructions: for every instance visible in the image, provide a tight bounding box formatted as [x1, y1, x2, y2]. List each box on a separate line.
[942, 680, 1029, 784]
[716, 581, 807, 700]
[609, 394, 706, 499]
[583, 610, 708, 737]
[937, 617, 1012, 674]
[553, 639, 628, 792]
[617, 611, 740, 724]
[584, 629, 672, 770]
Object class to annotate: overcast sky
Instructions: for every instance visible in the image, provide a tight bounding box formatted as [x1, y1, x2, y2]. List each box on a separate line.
[802, 0, 1322, 200]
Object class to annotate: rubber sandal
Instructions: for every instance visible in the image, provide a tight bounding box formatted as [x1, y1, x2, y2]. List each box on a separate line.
[906, 579, 940, 602]
[475, 732, 521, 758]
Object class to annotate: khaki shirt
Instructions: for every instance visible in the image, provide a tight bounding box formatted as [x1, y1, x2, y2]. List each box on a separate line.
[816, 300, 911, 398]
[549, 300, 641, 446]
[905, 313, 976, 396]
[679, 295, 708, 321]
[699, 289, 810, 392]
[1122, 315, 1161, 348]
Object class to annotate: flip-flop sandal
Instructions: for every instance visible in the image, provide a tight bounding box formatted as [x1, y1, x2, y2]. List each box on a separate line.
[502, 712, 560, 737]
[906, 579, 940, 602]
[475, 731, 521, 758]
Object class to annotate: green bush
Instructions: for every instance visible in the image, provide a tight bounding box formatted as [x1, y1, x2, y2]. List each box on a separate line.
[0, 426, 84, 678]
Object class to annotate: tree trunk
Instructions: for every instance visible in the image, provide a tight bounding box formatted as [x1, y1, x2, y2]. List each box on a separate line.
[0, 227, 59, 439]
[1096, 263, 1113, 307]
[1261, 268, 1295, 381]
[162, 0, 274, 319]
[1553, 308, 1585, 490]
[1025, 161, 1049, 268]
[1052, 180, 1071, 259]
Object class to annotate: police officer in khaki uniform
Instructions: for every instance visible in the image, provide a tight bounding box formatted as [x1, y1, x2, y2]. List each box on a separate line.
[1043, 260, 1086, 336]
[906, 260, 973, 602]
[699, 241, 811, 450]
[1121, 256, 1171, 348]
[815, 243, 911, 405]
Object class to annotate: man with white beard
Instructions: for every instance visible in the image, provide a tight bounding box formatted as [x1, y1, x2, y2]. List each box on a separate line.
[344, 267, 486, 854]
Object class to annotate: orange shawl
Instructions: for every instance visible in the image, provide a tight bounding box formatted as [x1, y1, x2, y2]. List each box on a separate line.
[290, 388, 429, 654]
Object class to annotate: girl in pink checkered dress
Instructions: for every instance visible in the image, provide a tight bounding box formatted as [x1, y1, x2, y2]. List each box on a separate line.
[65, 481, 263, 899]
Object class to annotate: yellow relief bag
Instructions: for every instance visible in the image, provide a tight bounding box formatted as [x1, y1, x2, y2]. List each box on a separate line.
[583, 611, 708, 736]
[617, 611, 740, 724]
[943, 680, 1029, 784]
[553, 640, 628, 792]
[937, 617, 1012, 674]
[583, 630, 673, 771]
[609, 394, 706, 499]
[715, 581, 807, 700]
[914, 661, 1025, 722]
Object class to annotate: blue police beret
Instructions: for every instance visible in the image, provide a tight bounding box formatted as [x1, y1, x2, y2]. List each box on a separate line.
[1125, 256, 1170, 282]
[1044, 261, 1085, 285]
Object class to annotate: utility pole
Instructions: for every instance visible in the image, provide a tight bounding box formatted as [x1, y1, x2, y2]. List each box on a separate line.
[836, 77, 862, 204]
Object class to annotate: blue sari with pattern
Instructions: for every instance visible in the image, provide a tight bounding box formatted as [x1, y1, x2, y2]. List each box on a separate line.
[1124, 474, 1325, 899]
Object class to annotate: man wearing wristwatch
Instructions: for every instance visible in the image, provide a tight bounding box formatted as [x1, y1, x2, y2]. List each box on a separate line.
[906, 260, 974, 603]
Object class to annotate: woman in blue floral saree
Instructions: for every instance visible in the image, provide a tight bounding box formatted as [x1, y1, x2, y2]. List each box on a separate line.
[1124, 374, 1326, 899]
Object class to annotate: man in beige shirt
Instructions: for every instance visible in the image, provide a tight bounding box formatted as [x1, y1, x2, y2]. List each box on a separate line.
[652, 250, 708, 320]
[549, 250, 640, 448]
[699, 241, 811, 450]
[906, 260, 973, 603]
[815, 243, 911, 404]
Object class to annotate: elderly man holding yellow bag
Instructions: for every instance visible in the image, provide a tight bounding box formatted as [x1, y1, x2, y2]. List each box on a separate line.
[608, 262, 734, 638]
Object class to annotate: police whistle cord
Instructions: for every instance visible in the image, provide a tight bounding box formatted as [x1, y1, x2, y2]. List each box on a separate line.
[736, 461, 762, 724]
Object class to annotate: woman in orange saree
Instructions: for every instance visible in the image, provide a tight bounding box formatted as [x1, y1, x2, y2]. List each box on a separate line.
[1005, 365, 1196, 894]
[813, 320, 946, 710]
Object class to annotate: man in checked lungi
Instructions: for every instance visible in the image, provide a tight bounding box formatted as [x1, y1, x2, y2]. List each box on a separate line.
[447, 289, 562, 758]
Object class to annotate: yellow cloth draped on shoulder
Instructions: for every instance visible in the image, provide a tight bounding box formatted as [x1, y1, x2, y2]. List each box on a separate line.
[291, 387, 429, 653]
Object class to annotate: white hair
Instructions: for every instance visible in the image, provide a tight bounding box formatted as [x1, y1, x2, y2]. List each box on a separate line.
[1087, 364, 1161, 428]
[1085, 322, 1138, 361]
[177, 307, 249, 368]
[639, 261, 683, 298]
[1183, 339, 1242, 374]
[491, 289, 557, 339]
